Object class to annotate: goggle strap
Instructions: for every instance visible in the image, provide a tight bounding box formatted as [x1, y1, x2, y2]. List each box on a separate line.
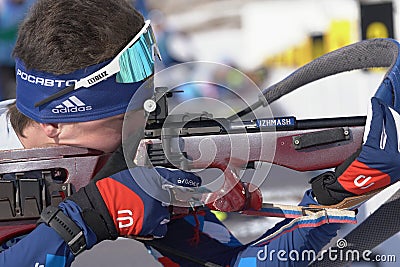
[34, 84, 75, 107]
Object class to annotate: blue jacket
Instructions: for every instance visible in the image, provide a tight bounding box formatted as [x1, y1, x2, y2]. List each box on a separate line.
[0, 190, 341, 267]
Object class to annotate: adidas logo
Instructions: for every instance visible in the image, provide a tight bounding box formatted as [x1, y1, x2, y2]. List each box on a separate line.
[51, 96, 92, 114]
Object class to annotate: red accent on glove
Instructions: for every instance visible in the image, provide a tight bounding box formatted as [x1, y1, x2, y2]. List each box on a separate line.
[338, 160, 391, 194]
[96, 178, 144, 236]
[243, 182, 263, 211]
[204, 165, 262, 212]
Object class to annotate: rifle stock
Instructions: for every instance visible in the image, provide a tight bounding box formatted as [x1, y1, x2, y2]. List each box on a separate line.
[0, 146, 109, 244]
[0, 146, 108, 221]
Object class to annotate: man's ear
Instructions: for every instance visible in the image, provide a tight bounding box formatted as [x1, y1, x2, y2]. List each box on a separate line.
[39, 123, 61, 138]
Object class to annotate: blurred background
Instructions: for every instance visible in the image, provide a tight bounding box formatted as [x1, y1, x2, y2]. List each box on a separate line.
[2, 0, 399, 266]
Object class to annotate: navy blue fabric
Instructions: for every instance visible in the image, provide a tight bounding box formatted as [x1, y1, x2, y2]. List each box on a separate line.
[232, 190, 341, 267]
[15, 58, 153, 123]
[359, 97, 400, 184]
[0, 185, 341, 267]
[155, 167, 202, 188]
[374, 39, 400, 110]
[145, 190, 340, 267]
[0, 223, 74, 267]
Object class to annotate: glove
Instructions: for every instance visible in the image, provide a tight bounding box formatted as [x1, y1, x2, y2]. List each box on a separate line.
[312, 97, 400, 205]
[204, 163, 262, 212]
[207, 181, 262, 212]
[67, 142, 201, 242]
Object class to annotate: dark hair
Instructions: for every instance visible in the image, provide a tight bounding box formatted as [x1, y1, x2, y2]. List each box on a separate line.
[8, 103, 31, 138]
[11, 0, 145, 136]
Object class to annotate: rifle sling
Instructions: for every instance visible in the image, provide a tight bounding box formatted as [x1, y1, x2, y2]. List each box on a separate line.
[137, 204, 355, 266]
[309, 186, 385, 210]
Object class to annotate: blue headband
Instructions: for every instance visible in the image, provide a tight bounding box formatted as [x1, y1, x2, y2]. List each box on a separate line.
[15, 58, 153, 123]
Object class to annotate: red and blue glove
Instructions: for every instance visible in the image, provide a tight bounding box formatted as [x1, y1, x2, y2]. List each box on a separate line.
[59, 142, 201, 247]
[312, 97, 400, 205]
[93, 167, 201, 238]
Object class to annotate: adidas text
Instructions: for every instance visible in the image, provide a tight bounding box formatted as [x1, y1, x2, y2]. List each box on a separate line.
[52, 106, 92, 114]
[52, 96, 92, 114]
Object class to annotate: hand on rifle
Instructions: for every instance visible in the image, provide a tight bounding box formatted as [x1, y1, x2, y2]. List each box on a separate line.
[312, 97, 400, 205]
[203, 163, 262, 212]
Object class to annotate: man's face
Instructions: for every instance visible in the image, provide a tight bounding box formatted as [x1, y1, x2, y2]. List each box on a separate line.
[57, 110, 146, 153]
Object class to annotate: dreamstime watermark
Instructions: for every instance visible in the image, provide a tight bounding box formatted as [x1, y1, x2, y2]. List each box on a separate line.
[257, 238, 396, 263]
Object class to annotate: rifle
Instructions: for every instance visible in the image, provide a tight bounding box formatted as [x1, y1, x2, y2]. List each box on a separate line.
[0, 38, 396, 249]
[140, 37, 400, 174]
[142, 107, 365, 172]
[133, 38, 399, 212]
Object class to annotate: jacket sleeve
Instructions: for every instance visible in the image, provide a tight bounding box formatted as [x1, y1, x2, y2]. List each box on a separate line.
[0, 224, 75, 267]
[232, 189, 341, 267]
[0, 200, 97, 267]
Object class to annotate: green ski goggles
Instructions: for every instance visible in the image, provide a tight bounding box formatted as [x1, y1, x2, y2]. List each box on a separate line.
[35, 20, 161, 107]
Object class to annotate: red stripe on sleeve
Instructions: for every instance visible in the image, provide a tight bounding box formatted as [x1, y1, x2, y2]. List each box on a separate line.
[338, 160, 390, 195]
[96, 178, 144, 236]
